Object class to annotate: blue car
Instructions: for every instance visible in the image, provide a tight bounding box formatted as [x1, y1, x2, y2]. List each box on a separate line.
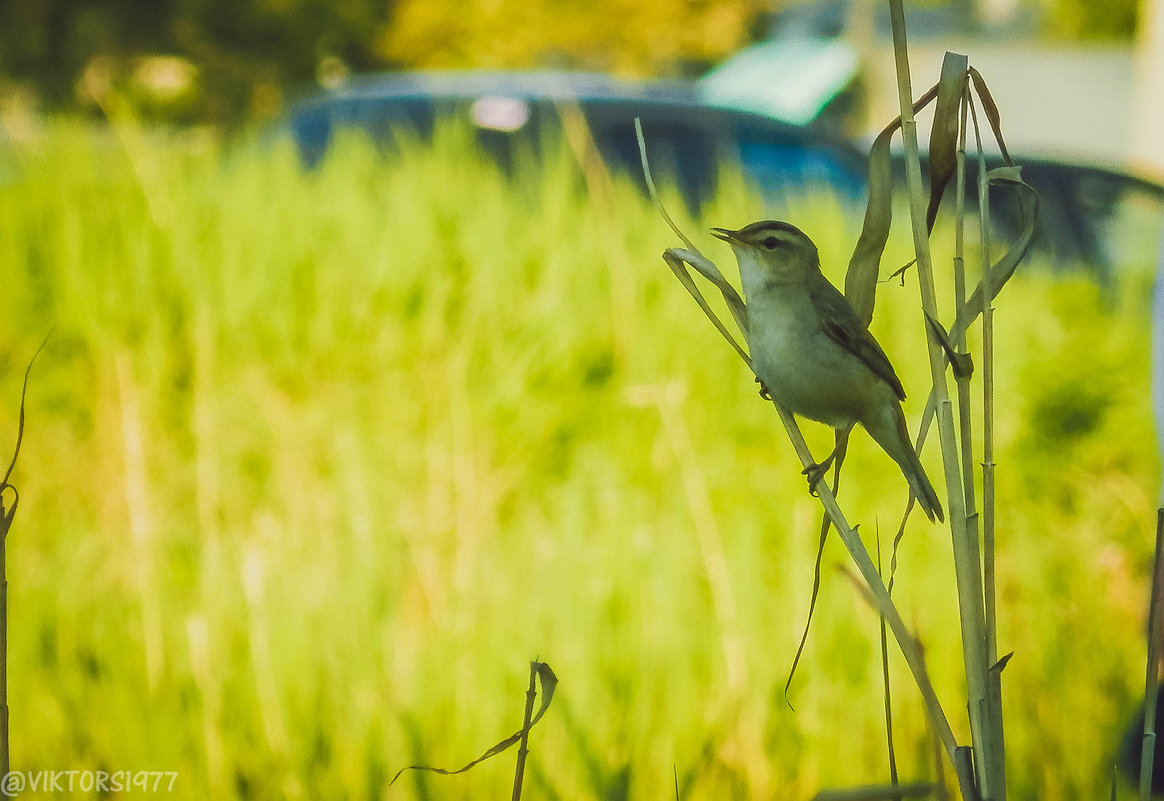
[281, 70, 869, 208]
[280, 69, 1163, 273]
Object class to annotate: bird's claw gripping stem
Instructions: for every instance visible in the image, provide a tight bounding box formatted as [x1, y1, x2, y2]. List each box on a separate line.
[802, 453, 837, 496]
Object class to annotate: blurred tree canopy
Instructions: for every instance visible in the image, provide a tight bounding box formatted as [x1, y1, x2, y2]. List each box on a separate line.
[378, 0, 765, 74]
[0, 0, 394, 123]
[0, 0, 1142, 125]
[0, 0, 770, 124]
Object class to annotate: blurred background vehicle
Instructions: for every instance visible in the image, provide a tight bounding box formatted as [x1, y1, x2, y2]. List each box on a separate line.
[281, 70, 869, 210]
[281, 69, 1164, 276]
[1000, 160, 1163, 278]
[908, 155, 1164, 278]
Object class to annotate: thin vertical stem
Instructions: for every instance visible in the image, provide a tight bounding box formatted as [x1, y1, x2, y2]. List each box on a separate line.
[968, 95, 997, 668]
[0, 520, 7, 784]
[969, 95, 1006, 797]
[1139, 509, 1164, 801]
[772, 404, 972, 796]
[511, 662, 539, 801]
[888, 5, 993, 798]
[953, 84, 978, 525]
[0, 334, 49, 785]
[877, 531, 899, 786]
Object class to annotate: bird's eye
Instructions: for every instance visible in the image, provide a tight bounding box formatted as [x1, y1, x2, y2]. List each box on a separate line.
[762, 236, 780, 250]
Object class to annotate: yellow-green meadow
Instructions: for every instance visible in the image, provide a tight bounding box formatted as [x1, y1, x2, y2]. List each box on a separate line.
[0, 121, 1156, 799]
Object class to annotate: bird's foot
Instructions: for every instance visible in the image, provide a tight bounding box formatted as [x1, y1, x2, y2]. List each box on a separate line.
[755, 377, 772, 401]
[802, 454, 836, 496]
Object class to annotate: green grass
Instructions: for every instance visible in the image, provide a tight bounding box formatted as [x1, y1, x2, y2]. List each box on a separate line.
[0, 118, 1158, 799]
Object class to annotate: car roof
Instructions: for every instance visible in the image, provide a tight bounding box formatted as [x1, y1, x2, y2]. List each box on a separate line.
[298, 70, 703, 106]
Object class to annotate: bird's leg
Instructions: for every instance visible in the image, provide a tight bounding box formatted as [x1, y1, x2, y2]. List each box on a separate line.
[755, 377, 772, 401]
[803, 425, 852, 496]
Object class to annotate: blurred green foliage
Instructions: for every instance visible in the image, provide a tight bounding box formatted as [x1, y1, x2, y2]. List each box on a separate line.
[379, 0, 766, 75]
[0, 120, 1158, 799]
[1039, 0, 1139, 38]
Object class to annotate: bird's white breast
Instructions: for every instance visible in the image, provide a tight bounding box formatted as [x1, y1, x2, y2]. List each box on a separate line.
[745, 283, 883, 428]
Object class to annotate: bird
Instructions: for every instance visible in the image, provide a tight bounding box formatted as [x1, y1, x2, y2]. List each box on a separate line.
[711, 220, 944, 523]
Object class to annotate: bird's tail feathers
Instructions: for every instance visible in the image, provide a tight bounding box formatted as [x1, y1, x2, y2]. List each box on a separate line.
[867, 404, 945, 524]
[902, 445, 944, 523]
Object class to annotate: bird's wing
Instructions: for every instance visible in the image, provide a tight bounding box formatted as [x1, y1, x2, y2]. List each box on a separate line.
[812, 281, 908, 402]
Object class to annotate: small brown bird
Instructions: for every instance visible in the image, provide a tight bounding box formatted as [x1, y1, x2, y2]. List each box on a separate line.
[712, 220, 944, 522]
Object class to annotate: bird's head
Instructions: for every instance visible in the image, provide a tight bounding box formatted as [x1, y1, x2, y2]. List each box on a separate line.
[711, 220, 820, 286]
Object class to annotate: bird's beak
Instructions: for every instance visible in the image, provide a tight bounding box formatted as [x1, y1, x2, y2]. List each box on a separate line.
[710, 227, 741, 243]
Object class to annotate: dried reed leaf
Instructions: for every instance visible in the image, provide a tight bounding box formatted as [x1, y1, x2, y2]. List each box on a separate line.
[968, 68, 1011, 164]
[925, 53, 969, 233]
[635, 118, 695, 252]
[924, 314, 973, 379]
[0, 328, 53, 530]
[875, 525, 900, 787]
[844, 82, 940, 327]
[389, 661, 559, 786]
[638, 116, 750, 362]
[990, 652, 1014, 674]
[949, 170, 1039, 341]
[785, 428, 851, 704]
[662, 249, 750, 365]
[784, 514, 832, 707]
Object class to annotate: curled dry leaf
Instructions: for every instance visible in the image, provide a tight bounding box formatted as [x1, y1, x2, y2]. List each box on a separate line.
[662, 248, 750, 365]
[844, 82, 941, 328]
[925, 314, 974, 379]
[925, 52, 970, 234]
[969, 67, 1012, 164]
[1, 327, 53, 532]
[389, 661, 559, 787]
[950, 169, 1039, 342]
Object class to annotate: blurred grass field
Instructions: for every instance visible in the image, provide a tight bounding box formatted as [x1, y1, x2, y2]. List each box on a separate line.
[0, 119, 1158, 800]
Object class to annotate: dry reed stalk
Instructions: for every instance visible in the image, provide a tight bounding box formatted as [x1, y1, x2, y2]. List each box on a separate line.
[390, 660, 558, 795]
[1139, 510, 1164, 800]
[637, 120, 969, 794]
[0, 332, 51, 784]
